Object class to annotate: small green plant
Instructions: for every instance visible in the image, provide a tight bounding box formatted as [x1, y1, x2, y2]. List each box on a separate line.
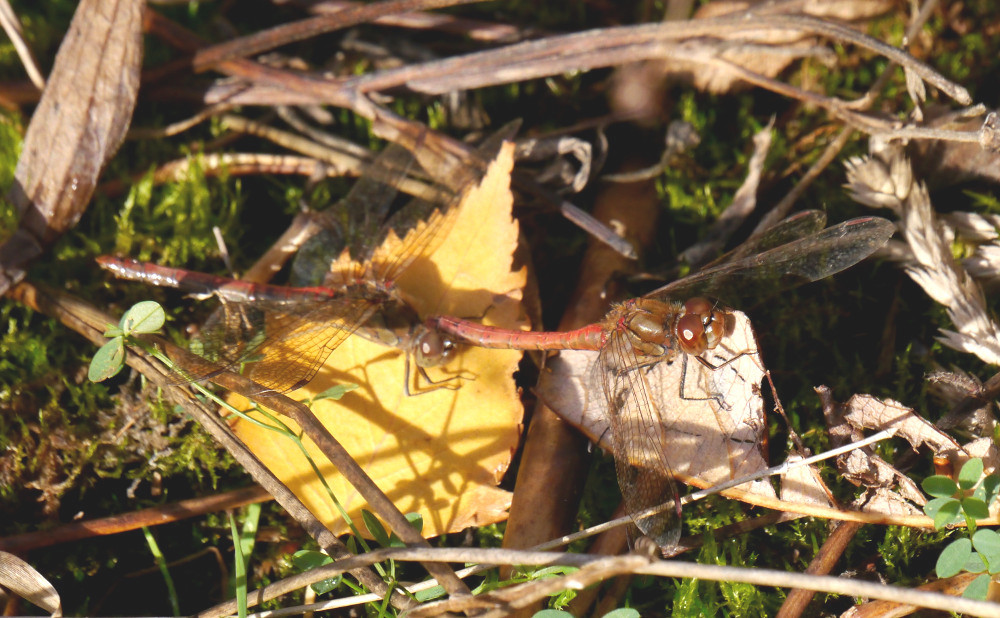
[533, 608, 640, 618]
[88, 300, 166, 382]
[923, 458, 1000, 600]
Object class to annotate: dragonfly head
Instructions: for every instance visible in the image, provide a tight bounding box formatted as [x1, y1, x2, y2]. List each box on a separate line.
[413, 328, 457, 368]
[676, 297, 735, 355]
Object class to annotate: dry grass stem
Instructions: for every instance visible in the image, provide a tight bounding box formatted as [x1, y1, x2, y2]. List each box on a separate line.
[846, 143, 1000, 365]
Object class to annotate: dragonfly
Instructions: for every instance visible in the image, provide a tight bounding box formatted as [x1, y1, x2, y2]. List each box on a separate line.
[98, 130, 511, 394]
[427, 211, 895, 548]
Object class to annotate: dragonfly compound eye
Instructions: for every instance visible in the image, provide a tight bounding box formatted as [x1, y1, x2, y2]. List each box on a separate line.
[415, 330, 455, 367]
[701, 309, 734, 350]
[676, 313, 708, 355]
[682, 297, 713, 316]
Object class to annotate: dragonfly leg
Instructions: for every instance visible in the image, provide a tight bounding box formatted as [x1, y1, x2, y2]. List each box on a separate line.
[679, 354, 729, 410]
[680, 347, 757, 410]
[402, 354, 471, 397]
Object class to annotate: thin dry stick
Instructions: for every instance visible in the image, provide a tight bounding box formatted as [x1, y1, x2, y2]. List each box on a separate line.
[776, 520, 864, 618]
[304, 0, 524, 43]
[0, 0, 44, 88]
[186, 8, 968, 121]
[413, 554, 659, 618]
[6, 280, 416, 612]
[221, 114, 370, 177]
[221, 114, 450, 202]
[127, 102, 235, 139]
[98, 153, 348, 199]
[0, 486, 271, 553]
[192, 0, 487, 71]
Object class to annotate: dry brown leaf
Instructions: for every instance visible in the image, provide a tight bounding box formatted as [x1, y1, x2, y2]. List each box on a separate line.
[0, 0, 142, 294]
[0, 551, 61, 617]
[537, 315, 954, 526]
[841, 394, 962, 460]
[780, 454, 837, 509]
[964, 437, 1000, 474]
[655, 2, 893, 94]
[233, 142, 526, 538]
[821, 391, 958, 513]
[537, 310, 774, 500]
[855, 487, 922, 518]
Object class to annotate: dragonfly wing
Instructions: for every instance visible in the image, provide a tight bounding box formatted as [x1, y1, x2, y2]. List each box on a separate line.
[189, 295, 379, 393]
[598, 330, 682, 549]
[646, 216, 894, 303]
[718, 210, 827, 265]
[367, 124, 519, 285]
[291, 142, 422, 286]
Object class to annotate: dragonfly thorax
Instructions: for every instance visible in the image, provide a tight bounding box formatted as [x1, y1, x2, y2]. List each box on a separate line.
[675, 297, 735, 356]
[617, 299, 680, 358]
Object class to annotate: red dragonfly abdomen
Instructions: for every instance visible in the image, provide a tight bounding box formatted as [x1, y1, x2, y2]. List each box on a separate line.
[428, 316, 606, 351]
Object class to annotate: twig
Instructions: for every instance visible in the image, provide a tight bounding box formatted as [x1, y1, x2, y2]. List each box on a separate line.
[0, 0, 44, 88]
[192, 0, 487, 71]
[0, 486, 271, 553]
[98, 152, 352, 199]
[231, 546, 1000, 618]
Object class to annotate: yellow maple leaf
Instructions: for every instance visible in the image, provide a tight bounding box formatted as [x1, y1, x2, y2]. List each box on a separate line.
[232, 141, 526, 537]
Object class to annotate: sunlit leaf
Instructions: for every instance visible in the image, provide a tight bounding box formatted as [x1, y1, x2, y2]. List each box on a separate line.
[310, 383, 358, 402]
[984, 474, 1000, 504]
[290, 551, 340, 594]
[291, 550, 332, 570]
[233, 142, 525, 537]
[963, 574, 991, 600]
[958, 458, 984, 490]
[362, 510, 390, 547]
[89, 338, 125, 382]
[120, 300, 165, 334]
[933, 498, 963, 529]
[923, 475, 959, 498]
[414, 585, 446, 602]
[924, 496, 955, 521]
[937, 538, 973, 578]
[389, 513, 424, 547]
[974, 529, 1000, 562]
[602, 609, 641, 618]
[965, 551, 988, 573]
[964, 497, 990, 520]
